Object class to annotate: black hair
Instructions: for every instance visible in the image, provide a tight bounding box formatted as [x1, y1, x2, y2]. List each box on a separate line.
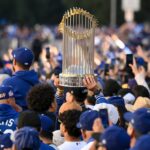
[59, 110, 81, 138]
[27, 83, 55, 112]
[103, 79, 121, 97]
[40, 130, 53, 140]
[31, 38, 42, 62]
[66, 87, 88, 103]
[86, 96, 96, 106]
[16, 61, 30, 70]
[132, 85, 150, 99]
[18, 110, 41, 132]
[116, 106, 128, 129]
[118, 88, 134, 97]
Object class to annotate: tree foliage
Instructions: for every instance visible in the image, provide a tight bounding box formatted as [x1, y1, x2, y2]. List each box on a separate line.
[0, 0, 65, 25]
[0, 0, 149, 25]
[62, 0, 110, 26]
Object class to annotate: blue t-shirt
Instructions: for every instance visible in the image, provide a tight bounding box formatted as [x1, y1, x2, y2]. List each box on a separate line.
[0, 104, 18, 134]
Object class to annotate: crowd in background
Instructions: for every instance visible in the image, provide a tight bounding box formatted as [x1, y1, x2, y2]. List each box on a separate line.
[0, 22, 150, 83]
[0, 21, 149, 150]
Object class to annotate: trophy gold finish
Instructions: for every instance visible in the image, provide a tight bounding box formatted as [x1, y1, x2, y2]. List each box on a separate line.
[59, 8, 97, 87]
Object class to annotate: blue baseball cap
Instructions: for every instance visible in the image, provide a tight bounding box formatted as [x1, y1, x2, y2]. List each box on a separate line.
[124, 108, 150, 134]
[0, 133, 13, 149]
[12, 47, 34, 66]
[39, 114, 54, 132]
[100, 126, 130, 150]
[108, 96, 125, 108]
[136, 57, 145, 66]
[14, 127, 41, 150]
[76, 110, 99, 131]
[130, 134, 150, 150]
[0, 85, 14, 100]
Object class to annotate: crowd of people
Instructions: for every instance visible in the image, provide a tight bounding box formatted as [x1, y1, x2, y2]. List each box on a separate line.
[0, 21, 149, 150]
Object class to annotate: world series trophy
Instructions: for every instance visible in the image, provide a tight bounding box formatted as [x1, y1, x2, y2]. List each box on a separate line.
[59, 8, 97, 87]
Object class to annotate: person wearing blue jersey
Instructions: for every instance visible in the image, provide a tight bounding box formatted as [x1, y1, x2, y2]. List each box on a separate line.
[124, 108, 150, 148]
[0, 85, 19, 134]
[2, 47, 39, 110]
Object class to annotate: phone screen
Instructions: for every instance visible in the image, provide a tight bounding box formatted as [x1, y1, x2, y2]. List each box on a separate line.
[104, 64, 109, 76]
[46, 47, 50, 60]
[111, 58, 116, 66]
[99, 108, 109, 128]
[126, 54, 133, 66]
[126, 54, 133, 76]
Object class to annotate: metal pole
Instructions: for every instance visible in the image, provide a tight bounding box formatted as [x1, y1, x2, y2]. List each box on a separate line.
[110, 0, 117, 27]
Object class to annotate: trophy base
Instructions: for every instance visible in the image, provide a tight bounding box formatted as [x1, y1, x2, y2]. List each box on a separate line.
[59, 74, 87, 87]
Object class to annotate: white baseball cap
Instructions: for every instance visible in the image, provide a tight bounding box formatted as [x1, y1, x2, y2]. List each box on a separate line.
[94, 103, 119, 124]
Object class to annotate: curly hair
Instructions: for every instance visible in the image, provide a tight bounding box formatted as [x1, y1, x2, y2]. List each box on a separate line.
[27, 83, 55, 112]
[59, 110, 81, 138]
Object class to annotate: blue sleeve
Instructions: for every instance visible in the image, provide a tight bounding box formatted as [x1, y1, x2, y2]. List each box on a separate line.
[95, 93, 103, 99]
[2, 78, 12, 86]
[55, 93, 65, 130]
[95, 93, 109, 104]
[55, 93, 65, 115]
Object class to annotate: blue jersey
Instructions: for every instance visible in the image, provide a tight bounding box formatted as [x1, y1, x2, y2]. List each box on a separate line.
[2, 70, 39, 108]
[0, 104, 18, 134]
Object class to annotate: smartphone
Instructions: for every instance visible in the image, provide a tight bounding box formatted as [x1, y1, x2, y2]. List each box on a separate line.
[99, 108, 109, 128]
[126, 54, 133, 66]
[104, 64, 109, 76]
[46, 47, 50, 60]
[126, 54, 133, 76]
[110, 59, 116, 69]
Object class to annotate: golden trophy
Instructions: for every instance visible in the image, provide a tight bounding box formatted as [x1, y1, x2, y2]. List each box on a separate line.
[59, 8, 97, 87]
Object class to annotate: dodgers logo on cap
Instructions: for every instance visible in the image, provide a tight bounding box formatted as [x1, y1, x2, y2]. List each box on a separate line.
[0, 86, 14, 100]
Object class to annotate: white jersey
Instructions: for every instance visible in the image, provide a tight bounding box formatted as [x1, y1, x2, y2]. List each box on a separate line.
[81, 141, 94, 150]
[58, 141, 86, 150]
